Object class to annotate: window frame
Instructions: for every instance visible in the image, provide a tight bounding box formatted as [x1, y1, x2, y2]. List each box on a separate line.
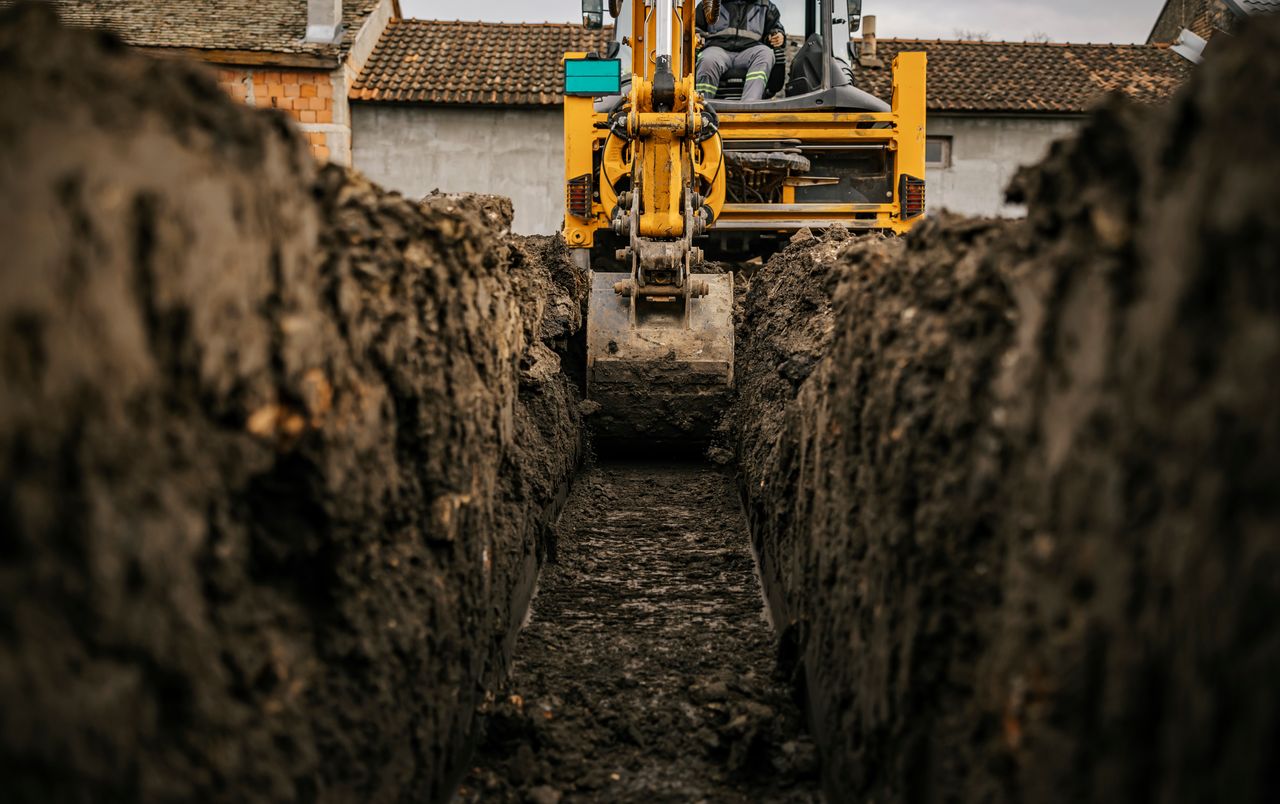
[925, 136, 953, 169]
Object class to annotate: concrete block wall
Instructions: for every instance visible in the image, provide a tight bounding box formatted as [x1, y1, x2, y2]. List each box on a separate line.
[352, 104, 567, 234]
[347, 106, 1084, 229]
[925, 114, 1084, 217]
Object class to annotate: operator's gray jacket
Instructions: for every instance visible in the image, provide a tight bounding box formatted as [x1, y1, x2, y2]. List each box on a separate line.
[695, 0, 784, 53]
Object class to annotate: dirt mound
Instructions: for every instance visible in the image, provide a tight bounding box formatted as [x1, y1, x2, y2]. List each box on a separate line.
[731, 16, 1280, 804]
[0, 5, 583, 802]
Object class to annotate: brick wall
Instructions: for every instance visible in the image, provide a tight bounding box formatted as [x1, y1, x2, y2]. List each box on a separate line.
[214, 67, 344, 163]
[1148, 0, 1236, 43]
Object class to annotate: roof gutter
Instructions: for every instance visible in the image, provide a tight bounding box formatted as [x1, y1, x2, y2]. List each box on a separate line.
[348, 97, 569, 110]
[137, 46, 340, 70]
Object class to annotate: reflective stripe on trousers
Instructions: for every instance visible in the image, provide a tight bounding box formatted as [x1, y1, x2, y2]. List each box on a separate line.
[695, 44, 774, 102]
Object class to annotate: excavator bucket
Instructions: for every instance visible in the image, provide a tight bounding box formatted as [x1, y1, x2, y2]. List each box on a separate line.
[587, 271, 735, 446]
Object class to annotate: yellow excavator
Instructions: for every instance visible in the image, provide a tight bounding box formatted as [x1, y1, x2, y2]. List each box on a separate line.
[563, 0, 926, 444]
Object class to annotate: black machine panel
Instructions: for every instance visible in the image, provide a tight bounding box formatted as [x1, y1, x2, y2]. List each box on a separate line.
[794, 146, 893, 204]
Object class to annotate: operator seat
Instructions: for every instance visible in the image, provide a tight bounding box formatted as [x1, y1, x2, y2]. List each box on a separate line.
[708, 83, 889, 113]
[708, 44, 788, 101]
[709, 36, 889, 113]
[590, 37, 890, 116]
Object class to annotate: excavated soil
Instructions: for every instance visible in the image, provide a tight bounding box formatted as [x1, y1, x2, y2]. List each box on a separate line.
[730, 16, 1280, 804]
[458, 463, 821, 803]
[0, 6, 584, 802]
[6, 4, 1280, 804]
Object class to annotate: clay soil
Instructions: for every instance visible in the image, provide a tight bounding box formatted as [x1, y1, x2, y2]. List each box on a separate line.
[730, 16, 1280, 804]
[0, 6, 584, 801]
[4, 3, 1280, 804]
[458, 463, 821, 803]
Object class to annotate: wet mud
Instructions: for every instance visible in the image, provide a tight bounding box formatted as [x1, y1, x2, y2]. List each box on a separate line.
[458, 463, 821, 803]
[729, 16, 1280, 804]
[0, 6, 584, 802]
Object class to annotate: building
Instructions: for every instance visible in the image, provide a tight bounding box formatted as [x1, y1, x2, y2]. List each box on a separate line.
[350, 20, 1189, 229]
[14, 2, 1198, 227]
[1149, 0, 1278, 43]
[1149, 0, 1238, 42]
[10, 0, 398, 163]
[349, 20, 611, 234]
[851, 36, 1190, 217]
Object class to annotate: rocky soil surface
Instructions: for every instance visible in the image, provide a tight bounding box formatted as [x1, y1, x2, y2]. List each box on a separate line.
[458, 463, 821, 803]
[729, 16, 1280, 804]
[0, 6, 584, 802]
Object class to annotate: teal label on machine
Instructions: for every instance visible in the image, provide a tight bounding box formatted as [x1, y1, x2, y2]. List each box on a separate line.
[565, 58, 622, 96]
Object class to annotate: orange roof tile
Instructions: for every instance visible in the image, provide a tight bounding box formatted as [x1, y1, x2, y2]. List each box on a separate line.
[351, 18, 613, 106]
[854, 39, 1191, 114]
[352, 20, 1191, 114]
[1, 0, 385, 59]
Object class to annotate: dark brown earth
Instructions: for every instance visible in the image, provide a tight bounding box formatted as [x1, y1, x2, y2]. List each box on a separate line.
[4, 3, 1280, 804]
[0, 5, 584, 802]
[730, 15, 1280, 804]
[458, 463, 821, 803]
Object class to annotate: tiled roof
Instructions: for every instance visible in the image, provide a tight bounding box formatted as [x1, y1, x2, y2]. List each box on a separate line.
[351, 19, 614, 105]
[854, 39, 1192, 114]
[352, 21, 1189, 113]
[3, 0, 385, 59]
[1225, 0, 1280, 15]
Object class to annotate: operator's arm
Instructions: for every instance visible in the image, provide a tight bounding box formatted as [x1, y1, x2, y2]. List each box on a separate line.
[766, 3, 785, 47]
[695, 1, 709, 31]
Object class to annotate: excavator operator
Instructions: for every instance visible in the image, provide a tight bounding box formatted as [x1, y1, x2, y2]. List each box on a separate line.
[694, 0, 785, 101]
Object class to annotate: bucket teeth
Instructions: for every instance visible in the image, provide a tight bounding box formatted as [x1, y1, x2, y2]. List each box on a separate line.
[586, 272, 735, 445]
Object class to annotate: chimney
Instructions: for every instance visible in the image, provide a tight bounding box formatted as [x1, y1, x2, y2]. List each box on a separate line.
[859, 15, 883, 68]
[305, 0, 343, 44]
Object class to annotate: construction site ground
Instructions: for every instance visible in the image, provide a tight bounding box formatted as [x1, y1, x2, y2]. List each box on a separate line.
[457, 462, 820, 803]
[2, 5, 1279, 804]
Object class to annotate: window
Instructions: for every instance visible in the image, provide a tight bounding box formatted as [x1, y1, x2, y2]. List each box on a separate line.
[926, 136, 953, 169]
[776, 0, 809, 40]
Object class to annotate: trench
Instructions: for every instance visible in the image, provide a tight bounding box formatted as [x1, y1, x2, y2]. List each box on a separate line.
[458, 461, 821, 803]
[3, 7, 1280, 804]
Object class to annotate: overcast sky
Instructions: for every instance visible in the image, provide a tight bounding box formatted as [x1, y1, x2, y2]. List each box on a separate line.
[399, 0, 1168, 43]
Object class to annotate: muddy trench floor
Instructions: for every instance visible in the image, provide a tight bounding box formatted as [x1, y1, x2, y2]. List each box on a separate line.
[458, 462, 821, 803]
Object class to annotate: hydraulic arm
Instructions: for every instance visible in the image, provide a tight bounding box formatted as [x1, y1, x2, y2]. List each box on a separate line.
[563, 0, 927, 445]
[570, 0, 734, 445]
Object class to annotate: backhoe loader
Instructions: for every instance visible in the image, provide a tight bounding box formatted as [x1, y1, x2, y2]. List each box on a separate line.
[563, 0, 927, 444]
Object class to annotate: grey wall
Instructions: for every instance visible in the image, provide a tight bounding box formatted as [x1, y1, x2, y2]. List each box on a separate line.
[352, 103, 1083, 231]
[352, 104, 565, 234]
[926, 114, 1084, 218]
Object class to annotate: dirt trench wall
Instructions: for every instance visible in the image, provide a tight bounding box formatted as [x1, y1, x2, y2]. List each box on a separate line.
[0, 6, 583, 802]
[732, 17, 1280, 804]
